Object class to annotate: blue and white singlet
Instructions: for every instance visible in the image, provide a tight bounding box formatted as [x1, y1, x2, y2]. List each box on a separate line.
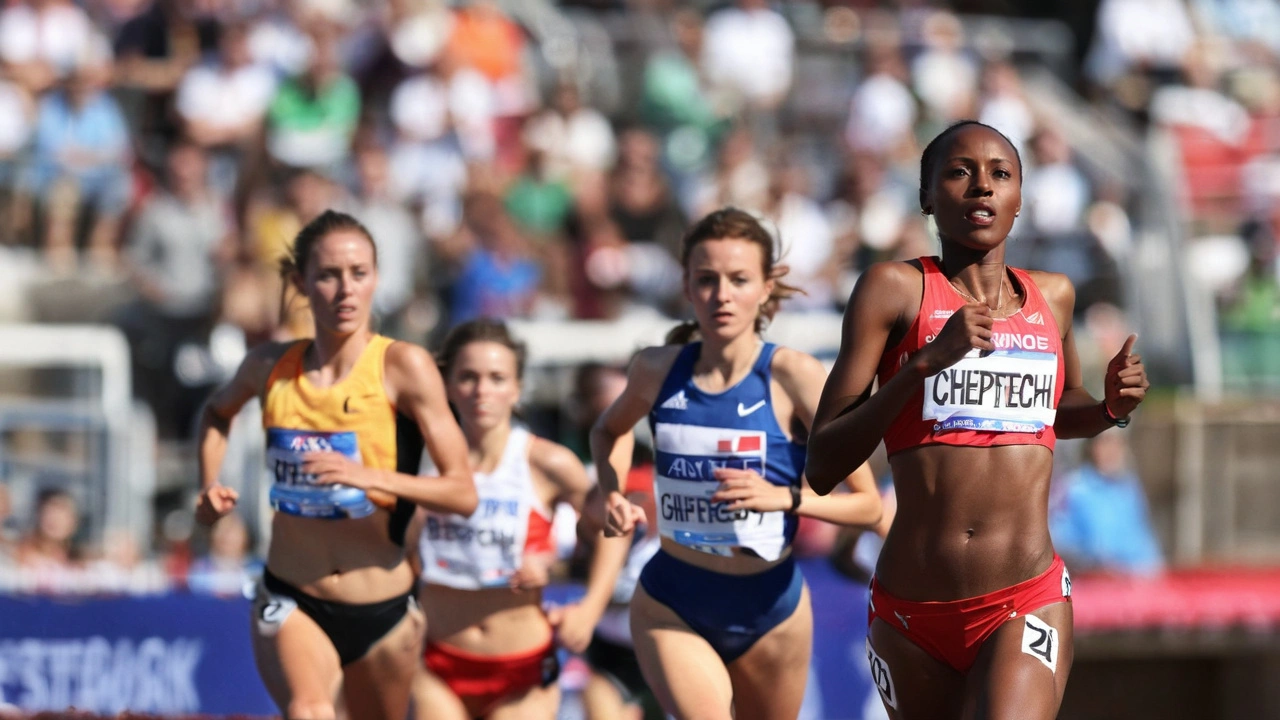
[648, 342, 805, 561]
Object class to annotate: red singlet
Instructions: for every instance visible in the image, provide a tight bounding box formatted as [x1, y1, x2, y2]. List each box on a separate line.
[877, 257, 1065, 456]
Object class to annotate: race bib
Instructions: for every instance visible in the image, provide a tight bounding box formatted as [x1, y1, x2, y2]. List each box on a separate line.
[421, 505, 526, 589]
[265, 428, 373, 519]
[653, 423, 788, 561]
[922, 349, 1058, 433]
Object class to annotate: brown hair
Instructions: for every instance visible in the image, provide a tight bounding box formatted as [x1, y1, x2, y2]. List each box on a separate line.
[666, 207, 800, 344]
[278, 209, 377, 322]
[439, 318, 528, 381]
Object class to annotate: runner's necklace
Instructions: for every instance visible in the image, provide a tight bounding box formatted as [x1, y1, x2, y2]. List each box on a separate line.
[948, 270, 1015, 315]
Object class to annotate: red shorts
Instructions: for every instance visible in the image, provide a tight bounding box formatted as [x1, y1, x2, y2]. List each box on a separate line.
[424, 641, 559, 715]
[868, 555, 1071, 672]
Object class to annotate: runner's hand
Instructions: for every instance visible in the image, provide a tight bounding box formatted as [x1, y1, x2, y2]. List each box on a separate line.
[303, 451, 373, 489]
[510, 552, 554, 592]
[711, 468, 791, 512]
[1104, 334, 1149, 420]
[604, 491, 644, 538]
[196, 484, 239, 525]
[911, 303, 994, 375]
[548, 602, 601, 655]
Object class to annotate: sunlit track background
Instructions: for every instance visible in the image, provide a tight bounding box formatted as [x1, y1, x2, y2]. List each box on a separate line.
[1, 1, 1279, 718]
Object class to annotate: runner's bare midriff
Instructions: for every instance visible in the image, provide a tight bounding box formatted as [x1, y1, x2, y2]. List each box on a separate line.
[422, 583, 551, 655]
[266, 510, 412, 603]
[878, 443, 1056, 602]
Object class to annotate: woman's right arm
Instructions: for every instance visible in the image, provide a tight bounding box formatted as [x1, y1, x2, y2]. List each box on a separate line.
[808, 262, 994, 494]
[196, 343, 288, 525]
[588, 346, 678, 536]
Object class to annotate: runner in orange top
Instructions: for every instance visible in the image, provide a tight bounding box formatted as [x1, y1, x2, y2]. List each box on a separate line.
[195, 209, 476, 720]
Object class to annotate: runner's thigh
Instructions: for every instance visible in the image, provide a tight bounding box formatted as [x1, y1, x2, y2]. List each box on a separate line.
[630, 585, 734, 720]
[487, 681, 560, 720]
[408, 660, 469, 720]
[866, 618, 965, 720]
[250, 593, 343, 719]
[961, 601, 1073, 720]
[725, 582, 813, 720]
[343, 600, 426, 720]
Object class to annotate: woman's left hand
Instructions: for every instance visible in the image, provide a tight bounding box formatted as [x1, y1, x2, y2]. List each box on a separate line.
[302, 451, 375, 489]
[1104, 334, 1150, 420]
[711, 467, 791, 512]
[509, 552, 555, 592]
[548, 602, 603, 655]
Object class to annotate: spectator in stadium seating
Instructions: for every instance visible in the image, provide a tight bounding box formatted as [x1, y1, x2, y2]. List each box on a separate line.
[523, 78, 618, 183]
[1050, 432, 1164, 576]
[759, 154, 837, 312]
[116, 140, 233, 433]
[1086, 0, 1195, 112]
[113, 0, 211, 95]
[124, 141, 232, 323]
[977, 59, 1035, 156]
[234, 167, 344, 341]
[113, 0, 220, 157]
[1011, 126, 1126, 314]
[382, 0, 454, 71]
[174, 20, 277, 193]
[389, 44, 495, 170]
[445, 0, 525, 93]
[0, 74, 35, 244]
[446, 190, 543, 324]
[563, 362, 631, 463]
[245, 0, 313, 80]
[688, 124, 769, 218]
[609, 128, 687, 263]
[347, 141, 423, 334]
[1022, 125, 1092, 239]
[265, 20, 361, 170]
[1218, 215, 1280, 387]
[22, 37, 131, 272]
[14, 487, 84, 594]
[86, 528, 170, 596]
[911, 9, 978, 126]
[1150, 42, 1251, 146]
[0, 0, 96, 95]
[188, 512, 262, 597]
[700, 0, 795, 112]
[639, 9, 731, 178]
[1190, 0, 1280, 60]
[573, 213, 679, 321]
[825, 150, 917, 294]
[845, 41, 917, 157]
[444, 0, 533, 166]
[505, 145, 574, 242]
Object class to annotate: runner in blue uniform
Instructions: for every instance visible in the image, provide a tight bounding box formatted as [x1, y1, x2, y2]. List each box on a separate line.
[590, 207, 883, 720]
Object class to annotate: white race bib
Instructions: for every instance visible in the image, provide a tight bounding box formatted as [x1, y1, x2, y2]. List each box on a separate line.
[922, 349, 1058, 433]
[653, 422, 789, 561]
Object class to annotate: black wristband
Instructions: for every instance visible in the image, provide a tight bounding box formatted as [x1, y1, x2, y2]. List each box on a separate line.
[788, 484, 802, 513]
[1102, 402, 1130, 428]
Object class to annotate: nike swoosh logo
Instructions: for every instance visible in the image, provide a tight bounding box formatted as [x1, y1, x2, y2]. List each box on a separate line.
[737, 400, 766, 416]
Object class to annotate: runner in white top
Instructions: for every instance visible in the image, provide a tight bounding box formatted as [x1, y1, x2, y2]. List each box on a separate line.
[408, 319, 629, 720]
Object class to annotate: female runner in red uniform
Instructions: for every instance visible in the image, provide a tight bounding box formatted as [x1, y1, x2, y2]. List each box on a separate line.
[808, 120, 1149, 720]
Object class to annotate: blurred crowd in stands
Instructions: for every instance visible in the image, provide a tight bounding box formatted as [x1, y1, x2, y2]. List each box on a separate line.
[7, 0, 1258, 594]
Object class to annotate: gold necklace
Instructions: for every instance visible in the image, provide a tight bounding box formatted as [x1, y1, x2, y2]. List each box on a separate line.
[948, 273, 1014, 314]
